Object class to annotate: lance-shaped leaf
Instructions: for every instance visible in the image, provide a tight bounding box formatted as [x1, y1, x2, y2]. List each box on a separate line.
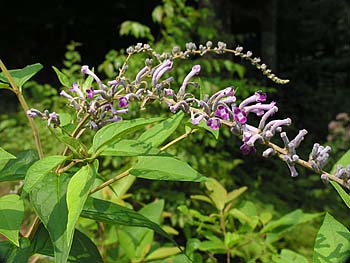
[52, 66, 72, 88]
[30, 172, 70, 263]
[23, 155, 68, 194]
[0, 63, 43, 89]
[0, 150, 38, 182]
[0, 147, 16, 161]
[100, 139, 165, 157]
[313, 213, 350, 263]
[31, 223, 103, 262]
[138, 111, 184, 147]
[90, 117, 163, 154]
[81, 197, 173, 243]
[0, 194, 24, 246]
[66, 162, 97, 252]
[130, 156, 206, 182]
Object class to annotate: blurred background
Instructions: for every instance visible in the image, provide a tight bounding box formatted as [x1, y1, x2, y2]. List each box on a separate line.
[0, 0, 349, 261]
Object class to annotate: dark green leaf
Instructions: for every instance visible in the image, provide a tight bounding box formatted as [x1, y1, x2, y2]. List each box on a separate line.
[0, 63, 43, 89]
[330, 181, 350, 208]
[32, 223, 103, 263]
[130, 156, 206, 182]
[23, 155, 68, 194]
[0, 150, 38, 182]
[52, 66, 72, 88]
[66, 162, 97, 253]
[139, 111, 184, 147]
[1, 238, 32, 263]
[90, 117, 163, 153]
[0, 194, 24, 246]
[101, 139, 164, 157]
[81, 197, 173, 243]
[314, 213, 350, 263]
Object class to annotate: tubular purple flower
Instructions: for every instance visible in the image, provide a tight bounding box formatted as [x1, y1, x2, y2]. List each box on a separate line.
[246, 134, 263, 147]
[47, 112, 59, 126]
[240, 142, 256, 155]
[60, 90, 73, 100]
[164, 88, 175, 97]
[290, 129, 308, 148]
[86, 87, 94, 99]
[206, 118, 221, 130]
[81, 65, 107, 90]
[233, 107, 247, 124]
[239, 90, 267, 109]
[263, 118, 292, 134]
[169, 100, 189, 113]
[262, 148, 276, 158]
[135, 66, 149, 84]
[27, 109, 43, 118]
[191, 112, 205, 125]
[118, 96, 129, 108]
[215, 105, 230, 120]
[258, 106, 278, 129]
[152, 60, 173, 87]
[244, 102, 276, 115]
[282, 155, 298, 177]
[69, 82, 85, 99]
[178, 65, 201, 96]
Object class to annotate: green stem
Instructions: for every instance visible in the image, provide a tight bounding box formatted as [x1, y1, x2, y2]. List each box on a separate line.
[89, 128, 199, 195]
[0, 59, 44, 159]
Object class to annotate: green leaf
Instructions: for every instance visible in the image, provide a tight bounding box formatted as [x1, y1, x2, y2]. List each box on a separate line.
[0, 147, 16, 160]
[66, 162, 97, 252]
[119, 21, 154, 41]
[0, 63, 43, 89]
[0, 82, 10, 89]
[205, 178, 227, 211]
[186, 119, 219, 140]
[0, 194, 24, 246]
[1, 238, 32, 263]
[130, 156, 206, 182]
[52, 66, 72, 88]
[331, 148, 350, 174]
[32, 223, 103, 262]
[152, 5, 164, 23]
[0, 150, 38, 182]
[139, 110, 184, 147]
[23, 155, 68, 194]
[226, 186, 248, 204]
[90, 117, 163, 153]
[81, 197, 173, 243]
[261, 209, 323, 243]
[101, 139, 164, 157]
[273, 249, 309, 263]
[30, 172, 70, 263]
[330, 180, 350, 208]
[314, 213, 350, 263]
[145, 247, 182, 261]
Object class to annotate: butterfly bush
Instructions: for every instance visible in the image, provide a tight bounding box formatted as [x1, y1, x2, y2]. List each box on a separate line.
[27, 41, 350, 190]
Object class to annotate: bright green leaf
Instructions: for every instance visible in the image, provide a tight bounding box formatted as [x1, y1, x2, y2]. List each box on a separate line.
[273, 249, 309, 263]
[139, 111, 184, 147]
[205, 178, 227, 211]
[146, 246, 182, 261]
[90, 117, 163, 153]
[66, 162, 97, 251]
[0, 194, 24, 246]
[314, 213, 350, 263]
[23, 155, 68, 194]
[52, 66, 72, 88]
[226, 186, 248, 204]
[331, 148, 350, 174]
[0, 147, 15, 160]
[130, 156, 206, 182]
[101, 139, 164, 157]
[30, 172, 71, 263]
[0, 63, 43, 89]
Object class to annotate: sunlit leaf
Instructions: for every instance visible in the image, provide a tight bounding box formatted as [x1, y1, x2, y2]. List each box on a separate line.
[0, 63, 43, 89]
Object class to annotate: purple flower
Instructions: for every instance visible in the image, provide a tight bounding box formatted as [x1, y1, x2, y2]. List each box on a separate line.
[69, 82, 84, 99]
[191, 113, 205, 125]
[215, 105, 229, 120]
[240, 143, 256, 155]
[86, 87, 94, 99]
[118, 96, 129, 108]
[256, 90, 267, 102]
[206, 118, 221, 130]
[47, 112, 60, 126]
[27, 109, 43, 118]
[233, 107, 247, 124]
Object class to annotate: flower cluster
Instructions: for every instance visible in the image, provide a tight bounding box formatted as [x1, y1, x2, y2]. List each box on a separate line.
[25, 41, 349, 189]
[26, 109, 60, 127]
